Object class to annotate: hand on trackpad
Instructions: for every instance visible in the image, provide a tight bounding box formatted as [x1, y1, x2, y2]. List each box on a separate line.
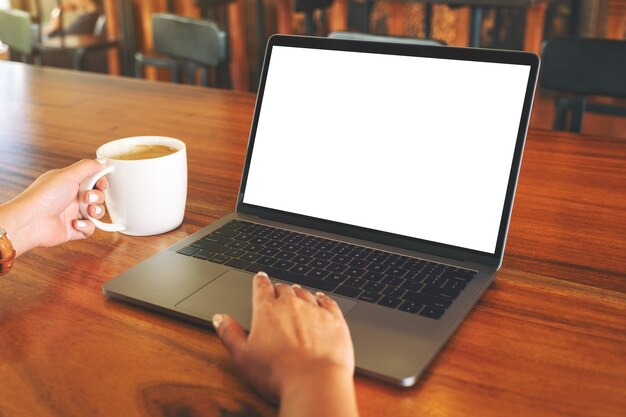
[176, 270, 358, 330]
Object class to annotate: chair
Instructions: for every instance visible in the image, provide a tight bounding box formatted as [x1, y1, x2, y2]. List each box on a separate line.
[539, 37, 626, 133]
[0, 9, 39, 64]
[294, 0, 333, 36]
[328, 31, 445, 46]
[135, 13, 228, 88]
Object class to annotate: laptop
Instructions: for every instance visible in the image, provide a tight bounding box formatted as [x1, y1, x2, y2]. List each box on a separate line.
[103, 35, 539, 387]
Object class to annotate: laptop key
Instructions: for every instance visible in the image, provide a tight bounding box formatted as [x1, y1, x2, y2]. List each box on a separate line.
[226, 240, 248, 249]
[366, 263, 388, 273]
[293, 255, 313, 265]
[310, 259, 330, 269]
[222, 221, 242, 230]
[400, 280, 424, 292]
[442, 269, 476, 282]
[344, 267, 366, 278]
[193, 250, 215, 260]
[191, 240, 228, 253]
[244, 243, 264, 253]
[333, 285, 362, 298]
[243, 264, 338, 292]
[358, 291, 383, 303]
[307, 268, 330, 280]
[442, 279, 467, 291]
[362, 271, 384, 281]
[177, 246, 200, 256]
[332, 254, 352, 264]
[297, 247, 318, 256]
[378, 296, 402, 309]
[365, 253, 388, 263]
[224, 248, 246, 257]
[363, 281, 385, 293]
[276, 251, 296, 261]
[239, 252, 262, 262]
[398, 301, 424, 314]
[312, 251, 334, 260]
[281, 243, 300, 252]
[382, 287, 406, 298]
[225, 258, 251, 270]
[274, 260, 295, 270]
[203, 234, 232, 245]
[386, 267, 408, 278]
[380, 276, 403, 287]
[402, 291, 452, 309]
[328, 263, 348, 273]
[324, 273, 348, 284]
[250, 237, 270, 245]
[258, 256, 279, 266]
[420, 285, 460, 300]
[420, 306, 445, 319]
[266, 240, 285, 249]
[292, 265, 312, 275]
[344, 277, 366, 288]
[209, 254, 230, 264]
[260, 247, 280, 257]
[213, 228, 238, 238]
[349, 259, 369, 269]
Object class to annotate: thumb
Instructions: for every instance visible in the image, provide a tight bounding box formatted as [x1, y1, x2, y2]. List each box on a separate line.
[213, 314, 247, 361]
[62, 159, 107, 184]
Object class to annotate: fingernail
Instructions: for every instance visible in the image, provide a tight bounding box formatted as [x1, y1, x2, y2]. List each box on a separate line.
[93, 205, 103, 215]
[315, 292, 325, 298]
[87, 193, 98, 203]
[76, 220, 87, 229]
[292, 284, 301, 289]
[212, 314, 223, 330]
[257, 271, 268, 278]
[97, 158, 107, 164]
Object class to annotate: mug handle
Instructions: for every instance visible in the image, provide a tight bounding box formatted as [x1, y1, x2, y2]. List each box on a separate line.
[78, 165, 126, 232]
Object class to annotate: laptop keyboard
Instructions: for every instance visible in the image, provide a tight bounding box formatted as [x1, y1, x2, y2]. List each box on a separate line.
[176, 220, 476, 320]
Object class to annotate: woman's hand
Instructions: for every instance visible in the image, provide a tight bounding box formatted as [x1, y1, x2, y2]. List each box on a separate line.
[0, 159, 108, 256]
[213, 272, 359, 417]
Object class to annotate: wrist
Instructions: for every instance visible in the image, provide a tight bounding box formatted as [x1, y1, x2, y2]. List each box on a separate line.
[0, 200, 36, 257]
[279, 364, 357, 416]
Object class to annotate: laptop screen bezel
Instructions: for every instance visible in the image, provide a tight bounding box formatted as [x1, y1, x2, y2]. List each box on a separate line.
[236, 34, 540, 267]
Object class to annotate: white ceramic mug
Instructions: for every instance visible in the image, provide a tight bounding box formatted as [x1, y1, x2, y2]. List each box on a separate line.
[79, 136, 188, 236]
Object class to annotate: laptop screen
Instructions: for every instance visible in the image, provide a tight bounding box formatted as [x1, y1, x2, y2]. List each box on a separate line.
[242, 41, 534, 256]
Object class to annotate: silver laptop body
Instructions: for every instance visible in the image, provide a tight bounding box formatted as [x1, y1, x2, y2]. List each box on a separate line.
[103, 35, 539, 387]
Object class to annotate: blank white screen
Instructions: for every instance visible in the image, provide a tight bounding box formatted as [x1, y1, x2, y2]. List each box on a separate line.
[243, 46, 530, 254]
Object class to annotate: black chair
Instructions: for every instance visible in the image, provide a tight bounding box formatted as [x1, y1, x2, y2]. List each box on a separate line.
[539, 37, 626, 133]
[328, 31, 445, 46]
[135, 13, 228, 87]
[294, 0, 333, 36]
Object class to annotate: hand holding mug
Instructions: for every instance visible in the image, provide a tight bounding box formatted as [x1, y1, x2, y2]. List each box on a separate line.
[0, 159, 109, 256]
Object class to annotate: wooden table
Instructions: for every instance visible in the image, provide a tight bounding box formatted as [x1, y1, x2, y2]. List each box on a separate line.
[0, 61, 624, 417]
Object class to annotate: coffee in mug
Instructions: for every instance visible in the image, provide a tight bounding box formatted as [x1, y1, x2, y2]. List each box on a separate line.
[109, 144, 179, 160]
[79, 136, 187, 236]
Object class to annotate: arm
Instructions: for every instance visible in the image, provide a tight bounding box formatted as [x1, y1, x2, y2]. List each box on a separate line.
[213, 272, 359, 417]
[0, 159, 108, 257]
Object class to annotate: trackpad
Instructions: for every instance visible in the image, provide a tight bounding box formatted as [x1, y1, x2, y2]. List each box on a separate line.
[176, 270, 358, 330]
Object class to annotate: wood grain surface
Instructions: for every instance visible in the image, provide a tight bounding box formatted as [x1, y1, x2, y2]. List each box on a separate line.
[0, 62, 624, 417]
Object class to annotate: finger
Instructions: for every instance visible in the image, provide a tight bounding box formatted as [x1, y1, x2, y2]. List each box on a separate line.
[87, 204, 106, 219]
[292, 284, 317, 305]
[213, 314, 248, 363]
[252, 272, 275, 314]
[73, 219, 95, 238]
[315, 292, 343, 317]
[95, 176, 108, 191]
[63, 159, 107, 184]
[84, 189, 105, 205]
[274, 282, 296, 299]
